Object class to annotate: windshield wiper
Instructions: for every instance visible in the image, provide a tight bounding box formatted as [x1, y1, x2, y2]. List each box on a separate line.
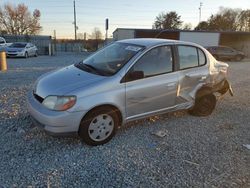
[77, 62, 105, 76]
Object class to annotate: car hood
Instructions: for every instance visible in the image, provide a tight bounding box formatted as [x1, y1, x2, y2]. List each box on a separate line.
[35, 65, 105, 98]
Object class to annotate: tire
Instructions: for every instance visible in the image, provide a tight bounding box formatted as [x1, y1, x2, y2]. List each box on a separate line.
[189, 94, 216, 117]
[235, 55, 243, 61]
[78, 107, 119, 146]
[34, 51, 38, 57]
[25, 52, 28, 58]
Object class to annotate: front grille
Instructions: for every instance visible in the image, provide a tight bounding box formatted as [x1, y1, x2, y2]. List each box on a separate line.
[33, 93, 44, 103]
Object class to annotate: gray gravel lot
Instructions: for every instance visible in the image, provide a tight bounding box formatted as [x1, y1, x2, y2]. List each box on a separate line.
[0, 54, 249, 187]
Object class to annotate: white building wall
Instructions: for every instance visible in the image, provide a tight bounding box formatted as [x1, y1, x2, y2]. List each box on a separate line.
[180, 32, 220, 47]
[113, 29, 135, 41]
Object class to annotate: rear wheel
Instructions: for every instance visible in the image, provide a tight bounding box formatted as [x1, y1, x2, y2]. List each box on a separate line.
[78, 107, 119, 146]
[189, 94, 216, 117]
[235, 55, 243, 61]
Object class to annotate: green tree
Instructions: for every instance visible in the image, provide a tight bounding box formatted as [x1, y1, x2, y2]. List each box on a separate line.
[195, 21, 210, 30]
[153, 11, 183, 30]
[208, 8, 240, 31]
[182, 23, 192, 30]
[194, 7, 250, 32]
[238, 10, 250, 31]
[0, 3, 41, 35]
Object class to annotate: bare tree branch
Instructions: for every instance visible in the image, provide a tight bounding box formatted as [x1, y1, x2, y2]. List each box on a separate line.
[0, 3, 42, 35]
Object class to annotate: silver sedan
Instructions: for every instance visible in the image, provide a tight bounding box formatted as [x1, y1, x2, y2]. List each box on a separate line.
[27, 38, 233, 146]
[6, 42, 38, 58]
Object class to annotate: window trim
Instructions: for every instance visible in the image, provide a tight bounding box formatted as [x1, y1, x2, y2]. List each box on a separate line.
[121, 44, 175, 83]
[176, 44, 207, 71]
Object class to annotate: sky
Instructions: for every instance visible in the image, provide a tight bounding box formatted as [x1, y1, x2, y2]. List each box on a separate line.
[1, 0, 250, 39]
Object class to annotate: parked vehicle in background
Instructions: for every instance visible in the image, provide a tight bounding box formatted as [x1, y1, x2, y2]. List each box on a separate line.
[28, 38, 233, 146]
[206, 46, 245, 61]
[6, 42, 38, 58]
[0, 37, 12, 50]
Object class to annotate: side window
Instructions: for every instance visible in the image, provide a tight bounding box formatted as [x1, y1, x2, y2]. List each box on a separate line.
[127, 46, 173, 81]
[178, 46, 199, 69]
[198, 49, 206, 66]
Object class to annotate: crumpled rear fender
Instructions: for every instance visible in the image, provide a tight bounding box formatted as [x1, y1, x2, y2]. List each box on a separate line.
[192, 79, 233, 100]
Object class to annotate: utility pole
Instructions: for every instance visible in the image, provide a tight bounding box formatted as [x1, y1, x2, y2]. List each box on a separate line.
[105, 18, 109, 45]
[53, 30, 57, 53]
[199, 2, 203, 23]
[73, 0, 77, 40]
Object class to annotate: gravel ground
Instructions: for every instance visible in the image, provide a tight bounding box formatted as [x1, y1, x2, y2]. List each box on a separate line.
[0, 54, 249, 187]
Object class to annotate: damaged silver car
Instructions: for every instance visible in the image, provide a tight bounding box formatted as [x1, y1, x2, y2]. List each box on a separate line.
[27, 38, 233, 146]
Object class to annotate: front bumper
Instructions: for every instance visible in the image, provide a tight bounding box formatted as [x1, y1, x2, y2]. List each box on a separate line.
[27, 91, 86, 135]
[7, 52, 25, 57]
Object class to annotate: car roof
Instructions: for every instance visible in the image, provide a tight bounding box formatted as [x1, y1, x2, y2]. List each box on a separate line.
[12, 42, 28, 45]
[206, 46, 232, 48]
[117, 38, 200, 48]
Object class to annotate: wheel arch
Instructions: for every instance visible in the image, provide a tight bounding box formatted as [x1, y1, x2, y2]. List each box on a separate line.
[79, 104, 123, 128]
[194, 85, 213, 100]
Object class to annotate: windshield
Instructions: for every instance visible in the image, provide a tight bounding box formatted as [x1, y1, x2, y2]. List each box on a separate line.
[10, 43, 27, 48]
[75, 42, 144, 76]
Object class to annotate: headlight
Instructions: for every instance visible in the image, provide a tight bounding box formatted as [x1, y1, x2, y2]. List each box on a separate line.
[42, 96, 76, 111]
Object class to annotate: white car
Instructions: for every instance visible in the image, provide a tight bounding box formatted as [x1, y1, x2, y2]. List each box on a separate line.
[0, 37, 12, 50]
[6, 42, 38, 58]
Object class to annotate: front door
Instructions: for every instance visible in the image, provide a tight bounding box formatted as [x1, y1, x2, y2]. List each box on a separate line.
[124, 45, 178, 119]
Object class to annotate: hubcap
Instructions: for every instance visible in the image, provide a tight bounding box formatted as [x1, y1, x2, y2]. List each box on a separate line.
[88, 114, 114, 142]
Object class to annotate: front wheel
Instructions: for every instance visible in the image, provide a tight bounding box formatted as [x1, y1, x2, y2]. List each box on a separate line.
[235, 55, 243, 61]
[189, 94, 216, 117]
[25, 52, 28, 58]
[78, 107, 119, 146]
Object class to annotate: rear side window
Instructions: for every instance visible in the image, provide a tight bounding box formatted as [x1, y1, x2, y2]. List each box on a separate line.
[198, 49, 206, 66]
[178, 46, 206, 69]
[178, 46, 199, 69]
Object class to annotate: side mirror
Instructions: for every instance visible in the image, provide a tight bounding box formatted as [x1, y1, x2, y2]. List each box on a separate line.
[127, 71, 144, 81]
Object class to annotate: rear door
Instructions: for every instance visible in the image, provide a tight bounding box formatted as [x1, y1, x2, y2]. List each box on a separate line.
[124, 45, 179, 119]
[176, 45, 209, 103]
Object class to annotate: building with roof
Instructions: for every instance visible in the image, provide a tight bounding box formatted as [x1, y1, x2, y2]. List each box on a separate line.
[113, 28, 250, 57]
